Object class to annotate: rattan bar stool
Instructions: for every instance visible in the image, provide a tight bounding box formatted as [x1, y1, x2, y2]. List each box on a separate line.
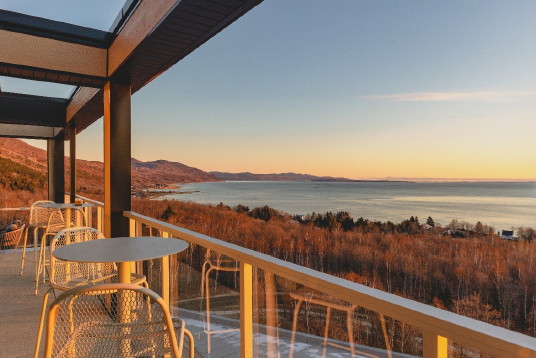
[35, 207, 87, 294]
[35, 208, 87, 295]
[20, 201, 54, 277]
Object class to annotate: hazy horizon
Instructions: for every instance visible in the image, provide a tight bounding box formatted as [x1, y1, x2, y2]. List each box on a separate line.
[18, 137, 535, 182]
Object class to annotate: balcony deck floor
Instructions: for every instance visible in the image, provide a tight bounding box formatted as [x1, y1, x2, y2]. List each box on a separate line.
[0, 249, 43, 358]
[1, 250, 402, 358]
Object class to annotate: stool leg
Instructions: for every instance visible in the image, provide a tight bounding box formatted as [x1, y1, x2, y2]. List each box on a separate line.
[34, 228, 40, 286]
[20, 227, 29, 275]
[346, 310, 355, 358]
[35, 234, 43, 295]
[289, 299, 303, 358]
[41, 237, 48, 283]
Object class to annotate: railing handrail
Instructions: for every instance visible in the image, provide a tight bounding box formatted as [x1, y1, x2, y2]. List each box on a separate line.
[124, 210, 536, 358]
[75, 195, 104, 208]
[0, 207, 30, 211]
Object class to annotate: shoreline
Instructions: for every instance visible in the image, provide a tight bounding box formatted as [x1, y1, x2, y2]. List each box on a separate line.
[145, 181, 536, 230]
[133, 183, 200, 199]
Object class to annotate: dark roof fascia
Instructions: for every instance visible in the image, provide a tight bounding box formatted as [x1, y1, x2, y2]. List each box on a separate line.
[0, 91, 69, 105]
[67, 87, 80, 102]
[109, 0, 142, 35]
[0, 9, 114, 48]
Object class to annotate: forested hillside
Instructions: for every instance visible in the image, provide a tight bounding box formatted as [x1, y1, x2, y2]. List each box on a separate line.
[0, 157, 46, 192]
[133, 199, 536, 341]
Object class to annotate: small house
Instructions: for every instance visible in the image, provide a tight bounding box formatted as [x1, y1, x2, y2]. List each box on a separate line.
[500, 230, 515, 240]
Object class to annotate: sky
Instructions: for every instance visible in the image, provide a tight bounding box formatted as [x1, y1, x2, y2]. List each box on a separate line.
[2, 0, 535, 180]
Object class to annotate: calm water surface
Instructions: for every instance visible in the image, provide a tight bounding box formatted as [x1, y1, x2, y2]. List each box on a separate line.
[160, 181, 536, 229]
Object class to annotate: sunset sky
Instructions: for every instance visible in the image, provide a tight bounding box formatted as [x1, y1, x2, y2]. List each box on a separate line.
[3, 0, 535, 180]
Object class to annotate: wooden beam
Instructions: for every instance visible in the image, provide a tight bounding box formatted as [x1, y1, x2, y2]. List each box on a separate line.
[0, 29, 107, 81]
[66, 88, 100, 123]
[0, 123, 62, 139]
[103, 81, 131, 238]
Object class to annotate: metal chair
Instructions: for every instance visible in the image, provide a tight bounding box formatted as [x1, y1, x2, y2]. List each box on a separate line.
[20, 201, 55, 276]
[0, 221, 25, 250]
[200, 249, 240, 352]
[35, 207, 87, 294]
[34, 227, 148, 357]
[40, 283, 194, 358]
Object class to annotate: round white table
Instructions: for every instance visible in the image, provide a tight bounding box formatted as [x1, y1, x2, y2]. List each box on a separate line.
[53, 236, 189, 284]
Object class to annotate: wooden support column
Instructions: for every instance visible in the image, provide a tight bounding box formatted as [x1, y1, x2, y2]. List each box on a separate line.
[103, 81, 131, 238]
[47, 133, 65, 203]
[69, 125, 77, 203]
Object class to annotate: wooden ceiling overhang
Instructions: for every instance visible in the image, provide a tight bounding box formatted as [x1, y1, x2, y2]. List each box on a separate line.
[0, 0, 263, 139]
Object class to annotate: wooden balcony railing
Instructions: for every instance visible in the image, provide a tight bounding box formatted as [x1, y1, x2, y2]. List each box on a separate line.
[74, 195, 536, 358]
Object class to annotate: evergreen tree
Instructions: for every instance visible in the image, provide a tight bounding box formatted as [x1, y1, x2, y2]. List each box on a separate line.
[426, 216, 435, 227]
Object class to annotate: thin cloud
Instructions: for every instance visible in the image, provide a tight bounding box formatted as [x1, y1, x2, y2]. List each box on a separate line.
[362, 91, 536, 102]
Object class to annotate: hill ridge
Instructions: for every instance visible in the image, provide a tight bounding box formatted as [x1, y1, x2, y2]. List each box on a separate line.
[0, 138, 219, 193]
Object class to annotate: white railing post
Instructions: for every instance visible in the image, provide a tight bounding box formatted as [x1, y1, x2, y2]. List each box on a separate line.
[240, 262, 253, 358]
[423, 332, 448, 358]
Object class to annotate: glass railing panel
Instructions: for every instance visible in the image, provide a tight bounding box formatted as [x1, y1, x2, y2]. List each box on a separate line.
[448, 343, 496, 358]
[170, 241, 241, 357]
[123, 211, 536, 358]
[252, 268, 423, 358]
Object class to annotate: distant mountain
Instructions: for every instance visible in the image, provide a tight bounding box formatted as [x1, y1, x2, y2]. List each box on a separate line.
[210, 171, 359, 182]
[0, 138, 219, 193]
[131, 159, 219, 187]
